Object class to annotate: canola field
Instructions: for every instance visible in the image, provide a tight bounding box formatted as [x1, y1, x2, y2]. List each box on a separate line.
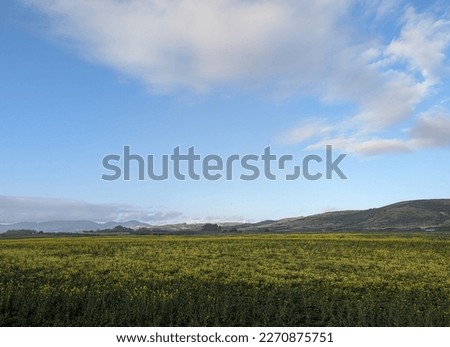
[0, 233, 449, 326]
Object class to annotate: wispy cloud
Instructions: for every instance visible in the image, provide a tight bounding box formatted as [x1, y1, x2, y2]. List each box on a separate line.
[0, 195, 183, 224]
[300, 108, 450, 155]
[279, 6, 450, 155]
[279, 119, 333, 144]
[21, 1, 450, 155]
[385, 7, 450, 83]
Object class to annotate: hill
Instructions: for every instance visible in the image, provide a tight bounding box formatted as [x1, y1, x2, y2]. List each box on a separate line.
[1, 199, 450, 234]
[239, 199, 450, 232]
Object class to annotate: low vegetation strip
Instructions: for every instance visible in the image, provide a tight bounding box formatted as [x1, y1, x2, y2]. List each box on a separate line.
[0, 233, 449, 326]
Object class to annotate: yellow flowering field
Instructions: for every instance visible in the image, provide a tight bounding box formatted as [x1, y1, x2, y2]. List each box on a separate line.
[0, 233, 449, 326]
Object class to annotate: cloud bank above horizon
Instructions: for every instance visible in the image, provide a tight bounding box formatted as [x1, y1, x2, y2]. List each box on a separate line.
[0, 195, 183, 224]
[21, 0, 450, 155]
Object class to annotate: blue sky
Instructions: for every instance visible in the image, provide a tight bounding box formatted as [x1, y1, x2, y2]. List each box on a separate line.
[1, 0, 450, 224]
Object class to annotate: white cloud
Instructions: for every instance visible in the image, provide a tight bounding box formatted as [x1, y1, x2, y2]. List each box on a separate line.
[276, 6, 450, 155]
[279, 119, 332, 144]
[22, 0, 353, 92]
[0, 195, 183, 223]
[386, 7, 450, 83]
[303, 108, 450, 155]
[307, 137, 412, 156]
[409, 109, 450, 147]
[21, 1, 450, 155]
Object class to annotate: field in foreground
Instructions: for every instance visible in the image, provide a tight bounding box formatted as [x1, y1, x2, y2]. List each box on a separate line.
[0, 233, 449, 326]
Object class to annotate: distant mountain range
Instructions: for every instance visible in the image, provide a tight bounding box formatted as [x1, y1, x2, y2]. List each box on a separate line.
[1, 199, 450, 234]
[0, 220, 152, 233]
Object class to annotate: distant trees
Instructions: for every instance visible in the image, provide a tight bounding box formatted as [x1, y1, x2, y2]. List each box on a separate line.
[111, 225, 133, 233]
[201, 223, 222, 232]
[4, 229, 37, 236]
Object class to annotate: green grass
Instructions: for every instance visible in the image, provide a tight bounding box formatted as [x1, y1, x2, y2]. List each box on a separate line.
[0, 233, 449, 326]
